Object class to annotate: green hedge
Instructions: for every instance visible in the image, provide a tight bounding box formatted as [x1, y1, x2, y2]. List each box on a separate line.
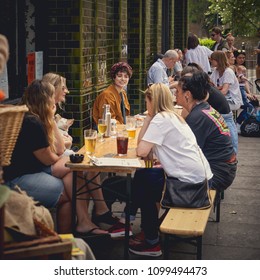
[199, 38, 215, 49]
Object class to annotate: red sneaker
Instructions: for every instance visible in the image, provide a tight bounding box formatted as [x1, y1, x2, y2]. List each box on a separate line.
[132, 230, 145, 243]
[129, 240, 162, 257]
[107, 222, 133, 238]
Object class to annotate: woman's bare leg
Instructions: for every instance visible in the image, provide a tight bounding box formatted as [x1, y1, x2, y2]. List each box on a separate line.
[84, 171, 110, 215]
[56, 193, 72, 233]
[59, 172, 108, 234]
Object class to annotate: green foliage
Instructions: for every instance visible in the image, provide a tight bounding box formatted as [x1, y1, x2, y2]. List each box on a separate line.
[206, 0, 260, 36]
[188, 0, 209, 25]
[199, 38, 215, 49]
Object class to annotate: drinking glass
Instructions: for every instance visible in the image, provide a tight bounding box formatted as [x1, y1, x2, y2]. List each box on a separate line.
[126, 116, 136, 139]
[116, 130, 129, 156]
[84, 129, 97, 155]
[98, 119, 107, 142]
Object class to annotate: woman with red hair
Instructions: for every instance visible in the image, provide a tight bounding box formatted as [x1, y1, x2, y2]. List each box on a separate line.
[93, 62, 133, 125]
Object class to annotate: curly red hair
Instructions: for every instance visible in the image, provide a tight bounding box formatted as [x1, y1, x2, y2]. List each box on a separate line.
[110, 62, 133, 79]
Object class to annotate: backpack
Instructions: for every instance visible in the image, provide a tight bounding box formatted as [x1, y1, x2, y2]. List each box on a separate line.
[240, 110, 260, 137]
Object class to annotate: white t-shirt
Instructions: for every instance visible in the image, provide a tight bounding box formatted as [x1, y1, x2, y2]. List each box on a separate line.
[210, 67, 243, 109]
[142, 112, 213, 183]
[185, 45, 213, 73]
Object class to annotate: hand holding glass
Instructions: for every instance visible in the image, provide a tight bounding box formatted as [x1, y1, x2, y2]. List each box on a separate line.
[98, 119, 107, 142]
[84, 129, 97, 155]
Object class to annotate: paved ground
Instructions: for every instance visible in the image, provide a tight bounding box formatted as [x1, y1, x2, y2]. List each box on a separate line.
[83, 134, 260, 260]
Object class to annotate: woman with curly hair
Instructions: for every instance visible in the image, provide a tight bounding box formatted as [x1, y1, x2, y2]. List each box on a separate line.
[93, 62, 133, 124]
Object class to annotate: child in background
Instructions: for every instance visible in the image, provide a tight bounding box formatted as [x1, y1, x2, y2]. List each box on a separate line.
[236, 65, 258, 131]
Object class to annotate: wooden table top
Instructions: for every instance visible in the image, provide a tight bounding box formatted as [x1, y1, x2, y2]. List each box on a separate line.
[65, 125, 145, 173]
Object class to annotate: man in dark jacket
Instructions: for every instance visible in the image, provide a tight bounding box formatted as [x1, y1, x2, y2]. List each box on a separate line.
[211, 27, 229, 51]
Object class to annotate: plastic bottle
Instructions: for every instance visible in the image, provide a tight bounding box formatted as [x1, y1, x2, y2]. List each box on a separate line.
[105, 105, 111, 137]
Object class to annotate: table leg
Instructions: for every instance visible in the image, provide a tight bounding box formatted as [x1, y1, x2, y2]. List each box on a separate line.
[124, 173, 131, 259]
[71, 171, 77, 233]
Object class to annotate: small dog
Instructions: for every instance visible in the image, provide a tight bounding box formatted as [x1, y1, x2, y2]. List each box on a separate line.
[55, 114, 74, 149]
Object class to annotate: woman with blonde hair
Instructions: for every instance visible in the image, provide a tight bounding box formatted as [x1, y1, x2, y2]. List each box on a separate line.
[128, 83, 212, 257]
[42, 72, 69, 109]
[210, 50, 243, 111]
[42, 73, 73, 149]
[42, 73, 121, 234]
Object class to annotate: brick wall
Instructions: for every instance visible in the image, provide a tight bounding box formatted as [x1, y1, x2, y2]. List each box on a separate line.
[46, 0, 188, 145]
[174, 0, 188, 50]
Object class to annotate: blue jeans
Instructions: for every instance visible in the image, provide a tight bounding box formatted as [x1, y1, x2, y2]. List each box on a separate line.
[236, 86, 254, 124]
[222, 112, 238, 154]
[5, 167, 64, 208]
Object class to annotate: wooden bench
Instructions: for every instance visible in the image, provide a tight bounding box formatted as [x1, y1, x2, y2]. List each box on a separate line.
[160, 189, 218, 260]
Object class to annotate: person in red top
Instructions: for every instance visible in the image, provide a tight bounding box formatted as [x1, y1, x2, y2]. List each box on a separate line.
[93, 62, 132, 125]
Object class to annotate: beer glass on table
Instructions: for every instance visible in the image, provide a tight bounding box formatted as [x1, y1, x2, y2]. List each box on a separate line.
[126, 116, 136, 139]
[98, 119, 107, 142]
[84, 129, 97, 155]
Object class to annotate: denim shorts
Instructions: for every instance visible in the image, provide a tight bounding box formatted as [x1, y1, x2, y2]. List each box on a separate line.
[5, 166, 64, 208]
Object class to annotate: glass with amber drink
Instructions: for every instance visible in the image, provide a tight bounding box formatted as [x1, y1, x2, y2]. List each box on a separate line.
[98, 119, 107, 142]
[126, 116, 136, 139]
[84, 129, 97, 155]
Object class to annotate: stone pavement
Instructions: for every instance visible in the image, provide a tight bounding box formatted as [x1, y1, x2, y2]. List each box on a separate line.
[85, 135, 260, 260]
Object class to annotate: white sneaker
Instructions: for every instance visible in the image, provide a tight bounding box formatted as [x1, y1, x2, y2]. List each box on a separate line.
[236, 123, 241, 134]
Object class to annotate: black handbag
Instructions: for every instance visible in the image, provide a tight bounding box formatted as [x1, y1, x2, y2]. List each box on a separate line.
[160, 176, 211, 209]
[240, 115, 260, 137]
[160, 146, 211, 209]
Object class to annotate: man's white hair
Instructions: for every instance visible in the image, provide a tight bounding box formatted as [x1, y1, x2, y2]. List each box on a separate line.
[163, 49, 178, 59]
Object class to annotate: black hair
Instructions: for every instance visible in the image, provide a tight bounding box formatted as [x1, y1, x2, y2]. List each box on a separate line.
[179, 71, 210, 101]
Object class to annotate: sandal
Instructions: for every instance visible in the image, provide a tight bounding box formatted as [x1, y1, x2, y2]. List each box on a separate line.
[74, 227, 109, 238]
[92, 211, 119, 225]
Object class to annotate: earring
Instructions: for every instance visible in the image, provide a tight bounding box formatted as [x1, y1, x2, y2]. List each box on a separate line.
[185, 96, 188, 103]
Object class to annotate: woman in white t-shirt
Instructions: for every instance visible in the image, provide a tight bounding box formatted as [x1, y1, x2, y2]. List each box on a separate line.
[128, 83, 213, 257]
[210, 51, 243, 111]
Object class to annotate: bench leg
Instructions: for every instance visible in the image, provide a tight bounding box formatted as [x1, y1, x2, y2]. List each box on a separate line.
[197, 236, 202, 260]
[216, 200, 220, 222]
[163, 234, 169, 259]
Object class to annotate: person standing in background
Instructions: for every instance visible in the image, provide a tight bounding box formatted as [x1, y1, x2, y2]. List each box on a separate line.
[185, 33, 213, 74]
[226, 33, 237, 52]
[254, 28, 260, 79]
[211, 27, 229, 51]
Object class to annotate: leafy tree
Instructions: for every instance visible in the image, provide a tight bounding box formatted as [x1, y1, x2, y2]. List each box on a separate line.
[206, 0, 260, 36]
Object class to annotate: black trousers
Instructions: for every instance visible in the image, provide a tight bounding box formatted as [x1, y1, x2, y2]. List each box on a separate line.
[101, 168, 165, 240]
